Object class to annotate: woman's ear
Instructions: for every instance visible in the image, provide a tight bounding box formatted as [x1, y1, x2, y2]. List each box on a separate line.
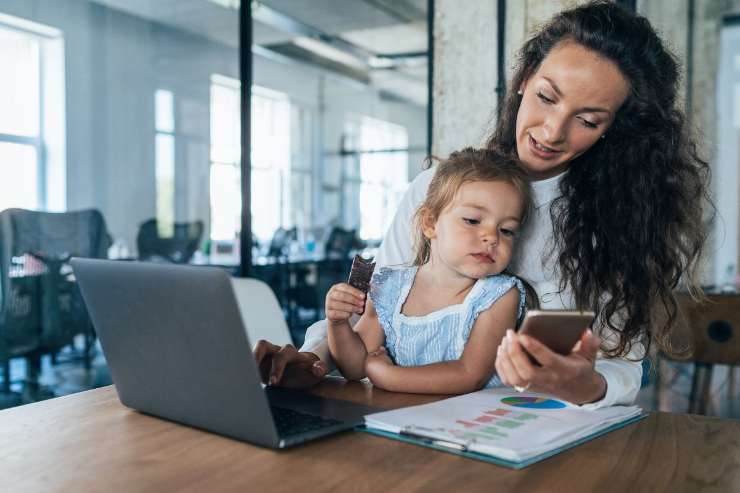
[518, 77, 530, 96]
[420, 208, 437, 239]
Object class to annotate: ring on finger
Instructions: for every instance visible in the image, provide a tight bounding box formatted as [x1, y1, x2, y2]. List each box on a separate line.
[514, 382, 531, 393]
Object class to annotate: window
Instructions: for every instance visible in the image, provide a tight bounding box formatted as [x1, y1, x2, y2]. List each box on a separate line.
[155, 89, 175, 236]
[210, 74, 244, 243]
[343, 117, 409, 241]
[0, 16, 65, 212]
[210, 76, 311, 247]
[250, 85, 292, 242]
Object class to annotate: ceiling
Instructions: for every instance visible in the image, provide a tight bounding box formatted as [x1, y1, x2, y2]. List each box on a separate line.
[89, 0, 428, 106]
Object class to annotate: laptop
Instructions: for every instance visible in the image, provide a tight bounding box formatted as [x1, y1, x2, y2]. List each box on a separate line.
[71, 258, 376, 448]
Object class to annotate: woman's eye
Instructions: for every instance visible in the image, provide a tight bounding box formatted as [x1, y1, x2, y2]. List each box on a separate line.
[578, 117, 598, 129]
[536, 92, 554, 104]
[462, 218, 480, 225]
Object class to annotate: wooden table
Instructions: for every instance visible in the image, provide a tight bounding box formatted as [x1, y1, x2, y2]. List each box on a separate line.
[1, 378, 739, 493]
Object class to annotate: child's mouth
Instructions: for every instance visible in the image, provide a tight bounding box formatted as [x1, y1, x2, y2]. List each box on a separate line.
[472, 253, 494, 263]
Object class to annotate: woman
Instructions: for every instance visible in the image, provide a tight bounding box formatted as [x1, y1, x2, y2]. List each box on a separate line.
[254, 1, 711, 406]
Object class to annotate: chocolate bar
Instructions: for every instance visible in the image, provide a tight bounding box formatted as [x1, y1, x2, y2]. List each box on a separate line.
[347, 256, 375, 314]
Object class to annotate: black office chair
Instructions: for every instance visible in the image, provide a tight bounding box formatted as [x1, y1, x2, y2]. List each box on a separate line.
[281, 228, 358, 336]
[0, 208, 111, 402]
[324, 227, 357, 259]
[136, 219, 204, 264]
[267, 227, 297, 258]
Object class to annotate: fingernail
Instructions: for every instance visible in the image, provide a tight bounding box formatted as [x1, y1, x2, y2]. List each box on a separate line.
[506, 329, 514, 341]
[497, 345, 502, 355]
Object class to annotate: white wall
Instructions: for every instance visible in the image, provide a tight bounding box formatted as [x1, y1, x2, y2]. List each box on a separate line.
[0, 0, 427, 251]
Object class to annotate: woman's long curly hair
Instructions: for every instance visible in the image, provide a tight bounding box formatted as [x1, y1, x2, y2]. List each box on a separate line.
[486, 1, 713, 358]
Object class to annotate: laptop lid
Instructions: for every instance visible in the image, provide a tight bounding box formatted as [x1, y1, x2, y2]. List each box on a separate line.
[71, 258, 280, 447]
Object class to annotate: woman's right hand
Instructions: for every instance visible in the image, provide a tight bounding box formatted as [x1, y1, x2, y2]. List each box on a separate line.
[325, 283, 366, 324]
[253, 340, 329, 389]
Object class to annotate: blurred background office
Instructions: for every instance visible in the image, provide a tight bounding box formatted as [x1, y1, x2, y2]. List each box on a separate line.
[1, 0, 739, 418]
[0, 0, 428, 408]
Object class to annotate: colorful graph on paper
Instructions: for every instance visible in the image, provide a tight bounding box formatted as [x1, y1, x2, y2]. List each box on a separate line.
[445, 407, 541, 441]
[440, 398, 566, 442]
[500, 396, 567, 409]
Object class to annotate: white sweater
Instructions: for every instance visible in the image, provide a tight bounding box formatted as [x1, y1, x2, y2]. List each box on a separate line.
[301, 168, 643, 409]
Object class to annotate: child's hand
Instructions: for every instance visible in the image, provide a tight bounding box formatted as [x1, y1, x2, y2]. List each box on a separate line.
[365, 347, 394, 387]
[325, 283, 366, 325]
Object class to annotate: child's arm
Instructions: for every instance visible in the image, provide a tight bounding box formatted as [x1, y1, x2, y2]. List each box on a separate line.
[365, 287, 519, 394]
[326, 283, 385, 380]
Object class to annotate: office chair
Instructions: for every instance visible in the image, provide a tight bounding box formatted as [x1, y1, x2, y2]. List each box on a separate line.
[267, 226, 297, 258]
[136, 218, 204, 264]
[0, 208, 111, 400]
[324, 227, 357, 259]
[657, 293, 740, 415]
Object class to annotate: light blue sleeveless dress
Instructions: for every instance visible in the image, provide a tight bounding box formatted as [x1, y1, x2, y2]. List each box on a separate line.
[369, 266, 527, 389]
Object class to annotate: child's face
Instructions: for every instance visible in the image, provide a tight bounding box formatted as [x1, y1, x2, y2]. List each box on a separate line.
[425, 180, 524, 280]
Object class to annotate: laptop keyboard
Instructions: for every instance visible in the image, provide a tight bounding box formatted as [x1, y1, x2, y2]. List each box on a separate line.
[270, 406, 343, 437]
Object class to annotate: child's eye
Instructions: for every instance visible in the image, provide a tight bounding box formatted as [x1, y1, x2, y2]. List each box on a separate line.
[462, 218, 480, 225]
[500, 228, 517, 237]
[536, 92, 554, 104]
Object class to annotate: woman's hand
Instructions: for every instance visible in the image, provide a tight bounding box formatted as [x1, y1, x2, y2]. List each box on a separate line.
[325, 283, 366, 325]
[495, 329, 607, 405]
[364, 347, 394, 388]
[253, 340, 329, 389]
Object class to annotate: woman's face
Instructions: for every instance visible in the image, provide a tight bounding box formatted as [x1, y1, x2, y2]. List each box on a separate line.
[515, 41, 630, 180]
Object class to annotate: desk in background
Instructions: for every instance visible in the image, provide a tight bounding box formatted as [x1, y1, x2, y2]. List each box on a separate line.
[251, 253, 362, 338]
[1, 378, 739, 492]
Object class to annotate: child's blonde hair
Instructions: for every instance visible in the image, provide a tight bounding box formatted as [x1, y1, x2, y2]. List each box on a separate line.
[413, 147, 533, 267]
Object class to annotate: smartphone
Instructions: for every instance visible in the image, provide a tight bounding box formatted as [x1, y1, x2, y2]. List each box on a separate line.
[518, 310, 596, 356]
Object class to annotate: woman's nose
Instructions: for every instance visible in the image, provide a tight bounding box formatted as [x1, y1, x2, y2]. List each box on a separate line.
[543, 113, 567, 144]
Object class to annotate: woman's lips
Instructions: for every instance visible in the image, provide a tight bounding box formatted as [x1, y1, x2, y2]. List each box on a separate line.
[528, 134, 562, 160]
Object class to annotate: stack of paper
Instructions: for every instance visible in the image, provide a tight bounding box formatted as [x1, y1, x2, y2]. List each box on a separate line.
[363, 388, 643, 467]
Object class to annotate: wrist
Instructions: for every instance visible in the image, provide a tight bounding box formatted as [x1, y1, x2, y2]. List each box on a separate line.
[327, 318, 349, 329]
[302, 351, 320, 363]
[581, 370, 607, 404]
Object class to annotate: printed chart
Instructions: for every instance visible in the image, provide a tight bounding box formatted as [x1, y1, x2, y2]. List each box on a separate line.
[450, 407, 540, 441]
[364, 388, 643, 461]
[500, 396, 567, 409]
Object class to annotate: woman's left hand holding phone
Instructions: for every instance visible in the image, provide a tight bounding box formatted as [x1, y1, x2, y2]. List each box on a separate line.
[495, 329, 607, 405]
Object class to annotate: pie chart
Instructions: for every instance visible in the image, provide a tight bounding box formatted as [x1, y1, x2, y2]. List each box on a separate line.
[501, 396, 567, 409]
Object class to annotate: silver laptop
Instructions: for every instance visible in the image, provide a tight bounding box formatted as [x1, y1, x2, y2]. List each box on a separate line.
[71, 258, 375, 448]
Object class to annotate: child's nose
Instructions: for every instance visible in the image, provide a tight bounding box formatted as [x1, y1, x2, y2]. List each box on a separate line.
[481, 230, 498, 246]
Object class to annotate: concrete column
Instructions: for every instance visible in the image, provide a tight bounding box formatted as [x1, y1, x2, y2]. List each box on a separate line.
[432, 0, 498, 156]
[505, 1, 592, 83]
[432, 0, 593, 157]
